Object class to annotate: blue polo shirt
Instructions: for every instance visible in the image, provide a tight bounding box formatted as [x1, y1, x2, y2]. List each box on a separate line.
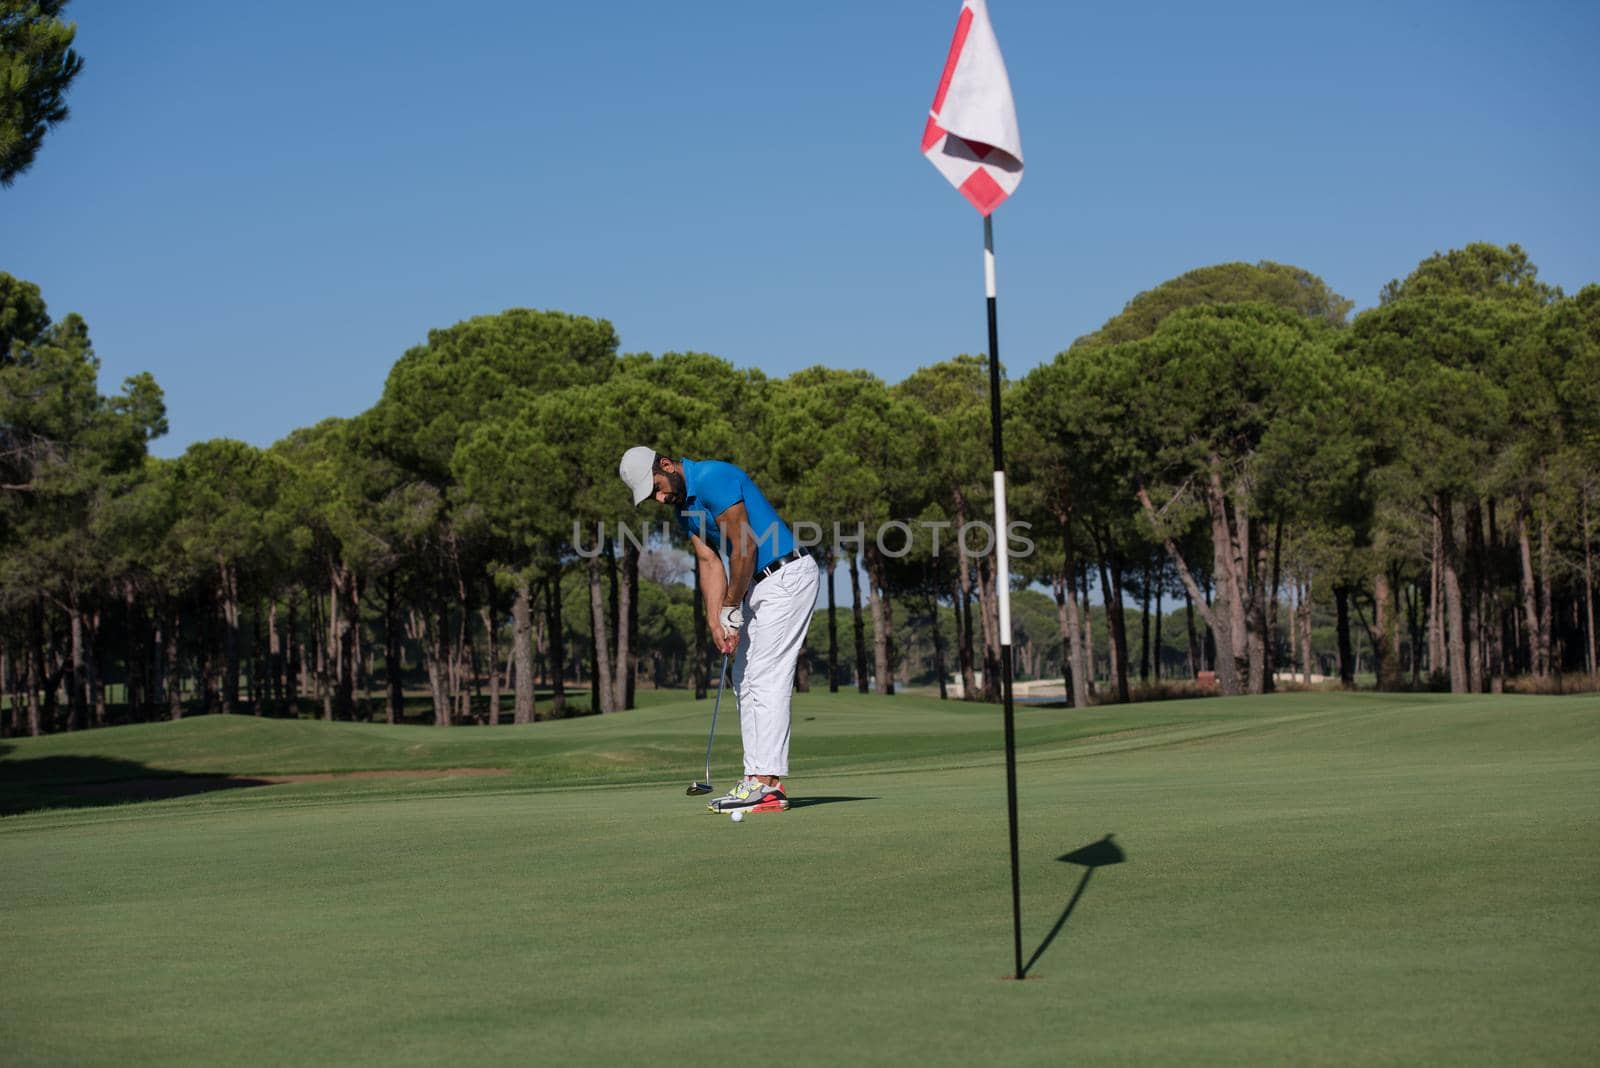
[675, 458, 795, 570]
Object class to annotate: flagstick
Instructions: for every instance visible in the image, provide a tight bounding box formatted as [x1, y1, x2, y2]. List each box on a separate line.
[984, 213, 1024, 980]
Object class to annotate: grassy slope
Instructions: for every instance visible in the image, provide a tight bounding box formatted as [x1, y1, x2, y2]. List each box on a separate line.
[0, 691, 1260, 811]
[2, 692, 1597, 1066]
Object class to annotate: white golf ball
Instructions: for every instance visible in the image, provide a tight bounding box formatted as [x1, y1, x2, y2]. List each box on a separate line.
[730, 810, 745, 823]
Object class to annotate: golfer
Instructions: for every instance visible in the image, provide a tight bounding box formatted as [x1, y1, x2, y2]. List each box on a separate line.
[619, 446, 819, 814]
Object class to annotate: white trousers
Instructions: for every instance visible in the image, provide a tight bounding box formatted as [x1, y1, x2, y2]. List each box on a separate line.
[731, 553, 820, 778]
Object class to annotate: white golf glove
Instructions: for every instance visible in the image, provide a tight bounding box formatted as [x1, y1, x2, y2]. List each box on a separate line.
[718, 605, 744, 633]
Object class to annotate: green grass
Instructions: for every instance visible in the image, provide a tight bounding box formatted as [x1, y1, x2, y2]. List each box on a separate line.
[3, 691, 1598, 1065]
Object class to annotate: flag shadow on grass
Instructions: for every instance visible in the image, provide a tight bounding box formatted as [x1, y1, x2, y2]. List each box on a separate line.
[1021, 834, 1126, 978]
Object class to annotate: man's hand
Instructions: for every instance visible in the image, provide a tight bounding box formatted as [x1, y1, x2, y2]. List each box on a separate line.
[714, 605, 743, 654]
[710, 619, 739, 654]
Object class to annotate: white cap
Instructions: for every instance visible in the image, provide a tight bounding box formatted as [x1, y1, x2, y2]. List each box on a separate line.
[618, 445, 657, 506]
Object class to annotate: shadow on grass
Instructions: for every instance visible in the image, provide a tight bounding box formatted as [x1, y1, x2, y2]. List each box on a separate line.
[1021, 834, 1126, 979]
[786, 796, 878, 809]
[0, 754, 276, 817]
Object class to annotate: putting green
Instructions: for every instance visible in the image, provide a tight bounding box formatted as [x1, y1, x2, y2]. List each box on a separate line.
[2, 691, 1597, 1065]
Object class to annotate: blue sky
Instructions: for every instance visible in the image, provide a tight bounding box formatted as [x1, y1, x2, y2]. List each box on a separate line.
[5, 0, 1597, 459]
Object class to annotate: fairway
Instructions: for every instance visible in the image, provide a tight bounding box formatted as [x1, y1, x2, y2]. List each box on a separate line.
[3, 691, 1597, 1066]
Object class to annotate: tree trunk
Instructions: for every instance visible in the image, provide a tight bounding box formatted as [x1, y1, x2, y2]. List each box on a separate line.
[87, 609, 106, 726]
[625, 538, 639, 710]
[849, 550, 869, 693]
[1184, 586, 1199, 680]
[1263, 519, 1283, 692]
[1056, 517, 1089, 709]
[27, 600, 46, 735]
[1539, 505, 1554, 683]
[285, 595, 300, 713]
[336, 566, 357, 720]
[314, 582, 332, 720]
[1373, 566, 1402, 690]
[1584, 493, 1597, 681]
[1484, 500, 1505, 693]
[441, 597, 460, 722]
[1440, 505, 1452, 681]
[545, 564, 567, 714]
[1248, 518, 1272, 694]
[467, 599, 484, 719]
[1080, 562, 1098, 691]
[247, 602, 260, 714]
[1092, 568, 1113, 690]
[605, 540, 624, 712]
[955, 497, 978, 700]
[588, 553, 615, 713]
[929, 583, 949, 700]
[1138, 486, 1239, 694]
[1406, 581, 1423, 685]
[825, 546, 840, 693]
[1300, 581, 1314, 683]
[611, 539, 636, 711]
[1333, 585, 1355, 687]
[1464, 500, 1487, 693]
[976, 555, 1002, 701]
[481, 597, 501, 725]
[272, 597, 287, 712]
[587, 626, 600, 714]
[1153, 571, 1164, 683]
[1, 645, 11, 737]
[1102, 552, 1131, 703]
[952, 571, 974, 699]
[324, 566, 341, 721]
[1202, 463, 1251, 694]
[350, 575, 367, 715]
[451, 566, 471, 725]
[1288, 577, 1299, 681]
[888, 599, 900, 691]
[164, 606, 182, 721]
[1138, 560, 1152, 684]
[407, 601, 450, 726]
[533, 582, 548, 691]
[1217, 469, 1255, 693]
[866, 547, 893, 696]
[217, 562, 239, 715]
[513, 576, 536, 723]
[385, 575, 403, 725]
[124, 585, 148, 719]
[67, 601, 86, 731]
[265, 599, 282, 716]
[1439, 494, 1469, 693]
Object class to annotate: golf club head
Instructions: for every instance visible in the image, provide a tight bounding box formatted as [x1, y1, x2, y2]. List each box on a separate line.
[686, 782, 714, 796]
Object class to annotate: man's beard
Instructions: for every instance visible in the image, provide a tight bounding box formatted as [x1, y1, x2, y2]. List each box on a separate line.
[662, 468, 687, 507]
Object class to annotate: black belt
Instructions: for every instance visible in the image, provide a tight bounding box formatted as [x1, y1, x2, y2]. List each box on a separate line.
[752, 547, 809, 587]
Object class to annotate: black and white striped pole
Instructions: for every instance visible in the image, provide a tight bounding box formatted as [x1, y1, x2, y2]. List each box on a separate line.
[984, 214, 1024, 980]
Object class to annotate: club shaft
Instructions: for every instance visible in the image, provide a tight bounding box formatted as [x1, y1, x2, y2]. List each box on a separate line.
[702, 653, 729, 783]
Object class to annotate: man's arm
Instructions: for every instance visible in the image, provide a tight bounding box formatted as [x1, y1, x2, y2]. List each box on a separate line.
[717, 501, 757, 608]
[691, 534, 735, 653]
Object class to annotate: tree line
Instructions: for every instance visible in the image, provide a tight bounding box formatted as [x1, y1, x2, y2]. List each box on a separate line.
[2, 242, 1596, 736]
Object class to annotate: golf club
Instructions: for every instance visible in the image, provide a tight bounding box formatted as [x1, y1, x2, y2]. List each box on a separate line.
[686, 653, 730, 795]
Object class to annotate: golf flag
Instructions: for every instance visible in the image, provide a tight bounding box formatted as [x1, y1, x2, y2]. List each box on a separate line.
[921, 0, 1024, 216]
[922, 0, 1027, 981]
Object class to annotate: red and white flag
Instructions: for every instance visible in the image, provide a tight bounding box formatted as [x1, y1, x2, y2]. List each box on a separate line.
[921, 0, 1023, 216]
